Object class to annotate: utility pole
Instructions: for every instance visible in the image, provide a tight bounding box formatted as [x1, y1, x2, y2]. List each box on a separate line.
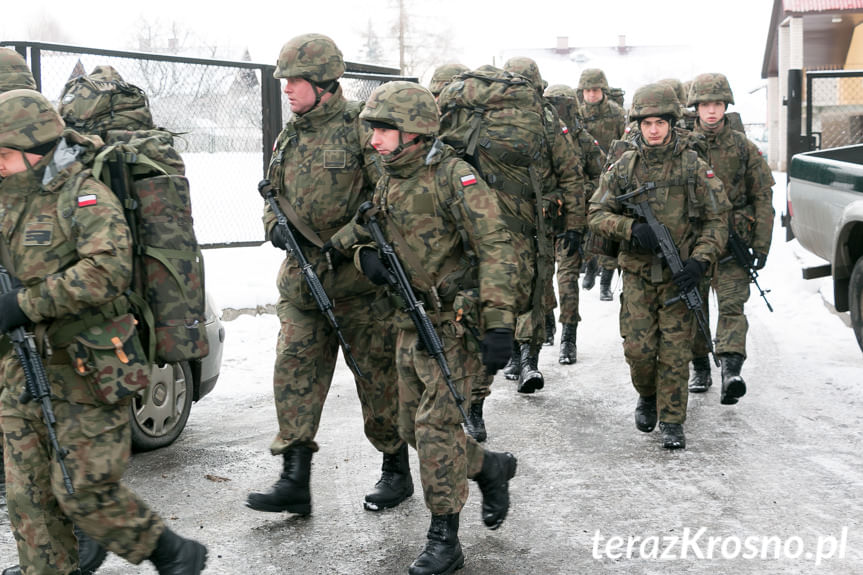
[398, 0, 406, 75]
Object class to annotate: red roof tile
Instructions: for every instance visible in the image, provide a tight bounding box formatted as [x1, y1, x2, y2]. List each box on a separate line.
[784, 0, 863, 12]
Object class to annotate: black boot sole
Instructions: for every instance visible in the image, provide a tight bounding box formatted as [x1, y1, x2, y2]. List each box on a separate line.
[517, 372, 544, 394]
[245, 496, 311, 515]
[363, 484, 414, 511]
[721, 377, 747, 405]
[408, 551, 465, 575]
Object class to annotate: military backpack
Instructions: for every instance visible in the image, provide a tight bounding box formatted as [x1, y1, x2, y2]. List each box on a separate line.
[58, 69, 208, 365]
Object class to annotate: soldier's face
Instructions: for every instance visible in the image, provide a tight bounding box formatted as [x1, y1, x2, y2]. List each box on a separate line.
[370, 127, 418, 156]
[639, 117, 670, 146]
[283, 77, 318, 114]
[0, 148, 38, 177]
[583, 88, 603, 103]
[697, 101, 727, 125]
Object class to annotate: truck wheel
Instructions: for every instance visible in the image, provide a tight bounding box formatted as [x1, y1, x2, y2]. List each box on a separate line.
[130, 361, 193, 452]
[850, 258, 863, 354]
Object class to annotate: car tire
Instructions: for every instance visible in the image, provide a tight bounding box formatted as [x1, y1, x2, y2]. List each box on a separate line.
[130, 361, 193, 452]
[75, 525, 107, 575]
[850, 258, 863, 354]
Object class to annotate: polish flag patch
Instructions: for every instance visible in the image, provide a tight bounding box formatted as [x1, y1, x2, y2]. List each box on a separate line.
[460, 174, 477, 187]
[706, 169, 715, 179]
[561, 125, 569, 135]
[77, 194, 98, 207]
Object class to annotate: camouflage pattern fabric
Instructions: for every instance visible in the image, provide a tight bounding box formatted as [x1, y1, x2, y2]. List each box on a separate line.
[0, 48, 36, 93]
[690, 118, 775, 358]
[428, 62, 469, 97]
[588, 133, 730, 424]
[0, 89, 65, 151]
[264, 86, 403, 456]
[0, 130, 166, 572]
[273, 33, 345, 82]
[353, 139, 517, 513]
[58, 70, 155, 137]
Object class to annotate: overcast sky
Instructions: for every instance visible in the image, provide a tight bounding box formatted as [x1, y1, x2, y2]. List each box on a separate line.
[4, 0, 774, 118]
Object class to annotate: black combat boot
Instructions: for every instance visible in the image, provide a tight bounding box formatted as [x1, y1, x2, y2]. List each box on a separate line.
[516, 343, 544, 394]
[582, 257, 598, 290]
[543, 311, 556, 346]
[364, 443, 414, 511]
[599, 268, 614, 301]
[502, 339, 522, 381]
[148, 528, 207, 575]
[688, 355, 713, 393]
[558, 323, 577, 365]
[659, 422, 686, 449]
[467, 399, 487, 443]
[246, 445, 313, 515]
[634, 394, 657, 432]
[473, 450, 518, 529]
[720, 353, 747, 405]
[408, 513, 464, 575]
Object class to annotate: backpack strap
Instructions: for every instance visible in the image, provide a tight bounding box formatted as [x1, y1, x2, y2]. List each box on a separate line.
[683, 149, 701, 221]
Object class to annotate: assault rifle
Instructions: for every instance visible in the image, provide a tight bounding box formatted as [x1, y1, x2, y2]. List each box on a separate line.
[721, 227, 774, 312]
[0, 265, 74, 494]
[357, 201, 472, 430]
[258, 180, 364, 379]
[617, 183, 720, 367]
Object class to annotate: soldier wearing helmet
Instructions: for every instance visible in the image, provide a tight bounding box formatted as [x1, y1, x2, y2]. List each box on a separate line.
[0, 48, 37, 93]
[577, 68, 627, 302]
[685, 72, 775, 403]
[428, 62, 469, 99]
[588, 82, 731, 450]
[0, 89, 208, 574]
[333, 80, 520, 575]
[247, 34, 413, 518]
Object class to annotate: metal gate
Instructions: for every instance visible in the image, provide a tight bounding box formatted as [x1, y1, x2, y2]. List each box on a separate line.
[805, 69, 863, 151]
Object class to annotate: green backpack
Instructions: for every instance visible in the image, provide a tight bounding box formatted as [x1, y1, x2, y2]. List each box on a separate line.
[59, 69, 208, 365]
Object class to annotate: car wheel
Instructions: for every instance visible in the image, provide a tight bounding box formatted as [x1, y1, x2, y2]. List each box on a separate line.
[130, 361, 193, 452]
[850, 258, 863, 354]
[75, 525, 107, 575]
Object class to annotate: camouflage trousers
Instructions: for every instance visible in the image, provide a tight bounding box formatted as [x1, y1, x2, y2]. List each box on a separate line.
[1, 366, 163, 574]
[619, 271, 695, 424]
[270, 292, 402, 455]
[543, 237, 583, 326]
[692, 260, 750, 358]
[597, 253, 618, 272]
[396, 322, 485, 515]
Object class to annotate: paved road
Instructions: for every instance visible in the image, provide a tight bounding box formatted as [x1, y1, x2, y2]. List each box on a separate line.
[3, 236, 863, 575]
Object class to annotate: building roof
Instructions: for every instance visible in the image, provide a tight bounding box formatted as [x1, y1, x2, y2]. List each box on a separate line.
[784, 0, 863, 13]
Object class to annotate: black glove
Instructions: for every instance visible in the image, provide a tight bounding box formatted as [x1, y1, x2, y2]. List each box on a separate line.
[359, 248, 391, 286]
[751, 251, 768, 270]
[321, 240, 347, 268]
[0, 290, 28, 334]
[481, 328, 514, 374]
[557, 230, 583, 258]
[268, 225, 289, 250]
[631, 222, 659, 252]
[672, 258, 706, 292]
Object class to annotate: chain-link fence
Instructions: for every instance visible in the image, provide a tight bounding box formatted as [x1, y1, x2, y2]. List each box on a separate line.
[1, 41, 414, 248]
[806, 70, 863, 150]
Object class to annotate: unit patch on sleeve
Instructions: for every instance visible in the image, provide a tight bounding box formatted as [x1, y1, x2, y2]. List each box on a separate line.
[77, 194, 98, 207]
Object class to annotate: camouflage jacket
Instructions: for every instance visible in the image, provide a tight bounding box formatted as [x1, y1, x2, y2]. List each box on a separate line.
[693, 119, 775, 254]
[579, 96, 626, 154]
[588, 133, 731, 277]
[570, 119, 606, 204]
[264, 86, 382, 307]
[349, 140, 518, 332]
[540, 102, 587, 233]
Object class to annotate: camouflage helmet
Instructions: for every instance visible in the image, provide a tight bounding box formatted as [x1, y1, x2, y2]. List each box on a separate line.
[89, 64, 125, 82]
[658, 78, 686, 106]
[0, 89, 65, 152]
[687, 72, 735, 106]
[629, 82, 682, 121]
[0, 48, 37, 93]
[578, 68, 609, 91]
[359, 81, 439, 135]
[428, 62, 469, 96]
[544, 84, 578, 100]
[273, 33, 345, 83]
[504, 57, 543, 92]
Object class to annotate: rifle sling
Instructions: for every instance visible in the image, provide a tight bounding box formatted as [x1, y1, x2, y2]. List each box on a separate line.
[276, 196, 325, 249]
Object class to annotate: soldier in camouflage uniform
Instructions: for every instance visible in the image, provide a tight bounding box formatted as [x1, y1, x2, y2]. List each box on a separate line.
[588, 83, 730, 449]
[501, 57, 587, 394]
[578, 68, 627, 301]
[335, 81, 518, 575]
[686, 73, 774, 403]
[0, 90, 206, 575]
[544, 83, 606, 364]
[428, 62, 469, 100]
[245, 34, 411, 516]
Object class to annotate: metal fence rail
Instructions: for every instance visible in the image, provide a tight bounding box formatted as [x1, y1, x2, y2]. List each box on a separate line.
[806, 69, 863, 150]
[1, 41, 414, 248]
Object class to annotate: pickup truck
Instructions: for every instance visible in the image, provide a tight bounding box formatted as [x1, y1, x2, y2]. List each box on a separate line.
[786, 143, 863, 352]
